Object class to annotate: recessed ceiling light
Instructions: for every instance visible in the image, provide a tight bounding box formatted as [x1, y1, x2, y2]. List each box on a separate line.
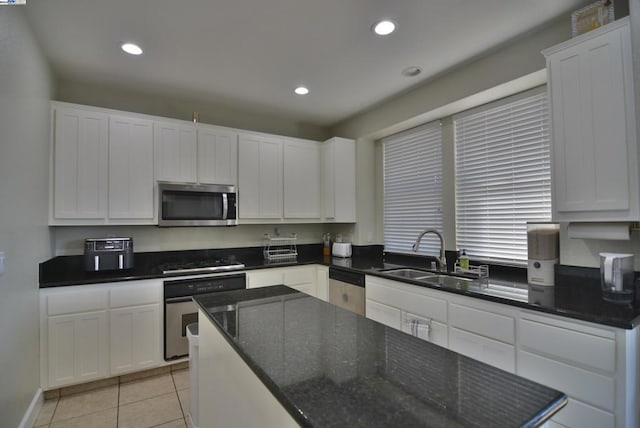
[121, 43, 143, 55]
[402, 66, 422, 77]
[294, 86, 309, 95]
[372, 20, 396, 36]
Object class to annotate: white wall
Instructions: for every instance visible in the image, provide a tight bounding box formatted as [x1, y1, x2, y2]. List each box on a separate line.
[0, 7, 53, 427]
[51, 223, 355, 256]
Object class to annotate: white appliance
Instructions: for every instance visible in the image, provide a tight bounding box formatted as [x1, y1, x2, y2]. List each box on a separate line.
[528, 222, 559, 306]
[332, 242, 352, 258]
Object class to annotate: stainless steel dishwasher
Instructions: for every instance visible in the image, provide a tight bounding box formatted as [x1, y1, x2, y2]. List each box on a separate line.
[328, 267, 365, 316]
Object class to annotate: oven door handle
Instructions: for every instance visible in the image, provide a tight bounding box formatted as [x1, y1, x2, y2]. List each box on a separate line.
[165, 296, 195, 304]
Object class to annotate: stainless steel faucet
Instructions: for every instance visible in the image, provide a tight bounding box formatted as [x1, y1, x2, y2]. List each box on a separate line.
[412, 229, 447, 272]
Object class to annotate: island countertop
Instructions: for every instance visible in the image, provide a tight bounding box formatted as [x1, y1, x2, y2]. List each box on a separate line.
[194, 286, 567, 428]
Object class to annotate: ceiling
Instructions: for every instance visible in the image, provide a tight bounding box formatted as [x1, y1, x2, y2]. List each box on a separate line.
[24, 0, 592, 127]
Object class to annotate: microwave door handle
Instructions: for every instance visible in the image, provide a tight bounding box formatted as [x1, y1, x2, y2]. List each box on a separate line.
[222, 193, 228, 220]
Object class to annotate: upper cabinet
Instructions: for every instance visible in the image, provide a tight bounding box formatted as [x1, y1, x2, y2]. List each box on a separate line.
[283, 139, 321, 219]
[544, 17, 638, 222]
[154, 121, 197, 183]
[50, 106, 108, 223]
[238, 133, 284, 220]
[49, 102, 355, 226]
[322, 138, 356, 222]
[108, 115, 155, 223]
[197, 125, 238, 185]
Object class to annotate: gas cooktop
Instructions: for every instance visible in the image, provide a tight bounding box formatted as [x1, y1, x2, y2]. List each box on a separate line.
[159, 258, 245, 275]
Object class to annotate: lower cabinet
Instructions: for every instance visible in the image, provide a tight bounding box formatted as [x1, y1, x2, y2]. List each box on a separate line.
[109, 280, 163, 375]
[40, 279, 163, 389]
[246, 265, 328, 302]
[366, 276, 448, 348]
[517, 311, 628, 428]
[47, 310, 109, 388]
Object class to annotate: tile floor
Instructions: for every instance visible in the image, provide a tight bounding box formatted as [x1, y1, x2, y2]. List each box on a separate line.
[33, 368, 193, 428]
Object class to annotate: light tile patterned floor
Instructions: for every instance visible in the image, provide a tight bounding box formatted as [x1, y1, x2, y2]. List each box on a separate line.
[33, 369, 193, 428]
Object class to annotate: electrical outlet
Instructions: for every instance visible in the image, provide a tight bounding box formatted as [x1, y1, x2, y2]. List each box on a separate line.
[0, 252, 5, 276]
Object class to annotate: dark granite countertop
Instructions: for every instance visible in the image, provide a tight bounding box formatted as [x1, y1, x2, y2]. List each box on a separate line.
[194, 286, 567, 428]
[39, 245, 640, 329]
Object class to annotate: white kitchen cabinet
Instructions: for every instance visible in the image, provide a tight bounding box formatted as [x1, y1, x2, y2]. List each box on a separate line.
[40, 279, 165, 389]
[50, 106, 108, 224]
[109, 280, 163, 375]
[41, 287, 109, 388]
[245, 266, 320, 299]
[238, 133, 283, 219]
[315, 266, 329, 302]
[322, 137, 356, 223]
[108, 115, 155, 223]
[517, 310, 637, 428]
[197, 125, 238, 185]
[365, 276, 448, 347]
[283, 139, 321, 219]
[154, 121, 197, 183]
[543, 17, 638, 221]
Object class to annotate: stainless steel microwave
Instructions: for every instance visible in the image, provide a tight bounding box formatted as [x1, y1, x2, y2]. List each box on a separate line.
[158, 182, 237, 227]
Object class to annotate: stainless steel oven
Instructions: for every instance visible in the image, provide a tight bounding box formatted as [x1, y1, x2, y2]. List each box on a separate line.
[164, 273, 246, 360]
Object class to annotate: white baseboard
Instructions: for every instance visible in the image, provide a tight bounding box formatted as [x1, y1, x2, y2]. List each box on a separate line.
[18, 388, 43, 428]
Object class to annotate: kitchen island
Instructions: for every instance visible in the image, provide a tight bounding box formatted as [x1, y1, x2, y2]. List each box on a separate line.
[194, 286, 567, 428]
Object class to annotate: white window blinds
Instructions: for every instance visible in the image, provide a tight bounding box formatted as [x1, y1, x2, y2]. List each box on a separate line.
[383, 122, 443, 255]
[454, 87, 551, 265]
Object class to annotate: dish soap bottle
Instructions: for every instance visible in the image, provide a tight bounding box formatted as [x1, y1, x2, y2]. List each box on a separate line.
[459, 249, 469, 270]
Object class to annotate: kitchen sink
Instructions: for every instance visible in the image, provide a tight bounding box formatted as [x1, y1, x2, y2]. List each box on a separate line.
[424, 275, 474, 289]
[380, 268, 436, 280]
[381, 268, 476, 289]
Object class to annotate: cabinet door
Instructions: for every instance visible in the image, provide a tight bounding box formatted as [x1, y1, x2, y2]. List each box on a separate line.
[154, 121, 197, 183]
[198, 127, 238, 185]
[366, 299, 401, 330]
[547, 20, 637, 220]
[283, 139, 320, 218]
[323, 138, 356, 222]
[48, 311, 108, 387]
[110, 304, 162, 375]
[108, 115, 155, 221]
[52, 107, 108, 221]
[449, 327, 516, 373]
[238, 134, 283, 219]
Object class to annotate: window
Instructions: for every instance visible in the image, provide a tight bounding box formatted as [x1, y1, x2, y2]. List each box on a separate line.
[383, 122, 443, 255]
[454, 87, 551, 265]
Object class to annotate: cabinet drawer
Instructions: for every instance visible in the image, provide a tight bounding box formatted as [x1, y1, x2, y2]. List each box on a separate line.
[283, 267, 315, 286]
[47, 288, 109, 315]
[366, 300, 401, 330]
[449, 303, 514, 344]
[518, 350, 615, 411]
[550, 398, 614, 428]
[519, 318, 615, 373]
[449, 327, 515, 373]
[110, 281, 162, 308]
[365, 280, 447, 323]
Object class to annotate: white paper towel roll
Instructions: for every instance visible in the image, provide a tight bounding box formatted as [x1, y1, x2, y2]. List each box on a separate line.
[567, 222, 631, 240]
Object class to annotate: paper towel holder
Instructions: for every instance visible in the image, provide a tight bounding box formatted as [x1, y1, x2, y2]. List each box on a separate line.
[567, 222, 636, 240]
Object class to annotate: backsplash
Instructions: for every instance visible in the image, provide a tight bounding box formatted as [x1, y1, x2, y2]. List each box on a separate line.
[51, 223, 357, 256]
